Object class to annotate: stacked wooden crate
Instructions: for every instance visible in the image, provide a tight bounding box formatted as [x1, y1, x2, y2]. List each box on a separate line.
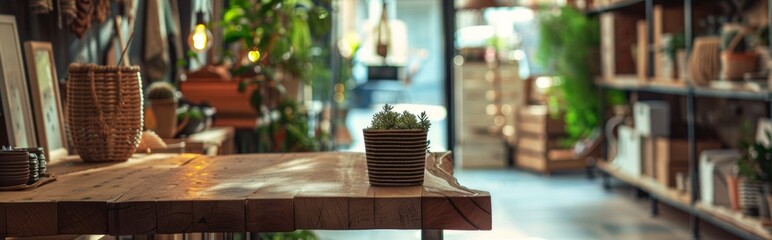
[454, 60, 523, 168]
[515, 105, 582, 174]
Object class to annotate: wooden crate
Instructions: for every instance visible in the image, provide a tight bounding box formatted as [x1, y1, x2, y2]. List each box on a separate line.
[654, 138, 722, 187]
[457, 139, 507, 169]
[514, 105, 585, 174]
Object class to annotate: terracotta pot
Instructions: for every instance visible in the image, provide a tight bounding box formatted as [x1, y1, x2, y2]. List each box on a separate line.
[363, 129, 427, 186]
[721, 52, 758, 81]
[150, 99, 187, 138]
[727, 175, 740, 210]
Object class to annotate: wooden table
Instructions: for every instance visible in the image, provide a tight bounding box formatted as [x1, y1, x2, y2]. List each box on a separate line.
[0, 152, 491, 239]
[158, 127, 236, 156]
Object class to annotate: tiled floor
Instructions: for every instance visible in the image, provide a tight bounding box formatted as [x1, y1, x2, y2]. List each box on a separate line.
[315, 170, 739, 240]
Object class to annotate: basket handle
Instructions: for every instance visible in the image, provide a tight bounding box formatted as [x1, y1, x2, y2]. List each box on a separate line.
[89, 69, 110, 138]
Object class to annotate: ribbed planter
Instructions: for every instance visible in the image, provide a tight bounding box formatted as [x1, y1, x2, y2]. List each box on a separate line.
[739, 180, 764, 216]
[363, 129, 427, 186]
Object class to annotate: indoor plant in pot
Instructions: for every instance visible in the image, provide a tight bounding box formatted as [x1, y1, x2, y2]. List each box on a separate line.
[364, 104, 430, 186]
[147, 82, 186, 138]
[720, 25, 759, 81]
[737, 137, 770, 217]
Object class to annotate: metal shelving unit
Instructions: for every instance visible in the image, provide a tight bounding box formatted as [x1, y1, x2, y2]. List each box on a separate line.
[585, 0, 644, 15]
[592, 0, 772, 239]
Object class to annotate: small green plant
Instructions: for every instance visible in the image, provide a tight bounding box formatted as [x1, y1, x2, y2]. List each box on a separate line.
[177, 107, 204, 121]
[368, 104, 431, 131]
[661, 32, 686, 62]
[146, 82, 177, 100]
[739, 137, 772, 183]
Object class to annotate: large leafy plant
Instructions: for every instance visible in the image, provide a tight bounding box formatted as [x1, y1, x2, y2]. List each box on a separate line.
[221, 0, 330, 152]
[536, 6, 626, 146]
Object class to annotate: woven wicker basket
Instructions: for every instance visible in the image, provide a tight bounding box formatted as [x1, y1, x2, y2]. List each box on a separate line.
[67, 64, 143, 162]
[363, 129, 427, 186]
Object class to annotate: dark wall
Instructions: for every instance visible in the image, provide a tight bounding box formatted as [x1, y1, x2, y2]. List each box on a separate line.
[0, 0, 195, 85]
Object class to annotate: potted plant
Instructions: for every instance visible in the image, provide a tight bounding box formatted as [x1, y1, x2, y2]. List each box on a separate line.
[364, 104, 430, 186]
[720, 26, 759, 81]
[718, 0, 761, 81]
[147, 82, 186, 138]
[661, 32, 687, 80]
[737, 137, 771, 217]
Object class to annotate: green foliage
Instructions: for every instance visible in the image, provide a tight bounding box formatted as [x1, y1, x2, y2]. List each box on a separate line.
[368, 104, 431, 131]
[221, 0, 331, 153]
[258, 230, 318, 240]
[738, 120, 772, 182]
[146, 82, 177, 100]
[661, 32, 686, 62]
[536, 6, 617, 146]
[721, 29, 749, 52]
[222, 0, 330, 82]
[177, 107, 204, 120]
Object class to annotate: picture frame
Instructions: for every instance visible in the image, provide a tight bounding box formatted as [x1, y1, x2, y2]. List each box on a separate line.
[0, 15, 37, 148]
[24, 41, 68, 162]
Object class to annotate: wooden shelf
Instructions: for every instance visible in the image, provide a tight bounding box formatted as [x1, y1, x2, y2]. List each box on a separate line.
[596, 160, 690, 208]
[586, 0, 645, 15]
[694, 87, 770, 101]
[596, 78, 687, 95]
[696, 203, 772, 240]
[596, 78, 771, 101]
[597, 160, 771, 240]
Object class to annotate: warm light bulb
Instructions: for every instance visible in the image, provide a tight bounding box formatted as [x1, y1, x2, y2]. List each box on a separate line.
[188, 24, 213, 53]
[248, 49, 261, 63]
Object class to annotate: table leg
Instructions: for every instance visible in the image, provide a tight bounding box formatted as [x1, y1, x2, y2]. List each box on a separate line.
[421, 230, 443, 240]
[248, 232, 260, 240]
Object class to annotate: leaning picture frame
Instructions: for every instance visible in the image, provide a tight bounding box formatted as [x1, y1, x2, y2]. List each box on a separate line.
[24, 41, 67, 161]
[0, 15, 37, 148]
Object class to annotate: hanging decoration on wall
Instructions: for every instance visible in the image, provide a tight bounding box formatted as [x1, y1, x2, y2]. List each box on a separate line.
[70, 0, 94, 38]
[94, 0, 110, 23]
[60, 0, 77, 20]
[30, 0, 54, 14]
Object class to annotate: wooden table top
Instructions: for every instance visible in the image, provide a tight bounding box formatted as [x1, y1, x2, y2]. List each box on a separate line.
[0, 152, 491, 237]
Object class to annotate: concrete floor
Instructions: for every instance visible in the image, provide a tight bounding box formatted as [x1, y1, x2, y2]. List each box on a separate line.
[315, 169, 739, 240]
[336, 105, 738, 240]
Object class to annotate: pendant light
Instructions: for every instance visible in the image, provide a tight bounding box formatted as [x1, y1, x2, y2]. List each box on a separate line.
[188, 11, 213, 53]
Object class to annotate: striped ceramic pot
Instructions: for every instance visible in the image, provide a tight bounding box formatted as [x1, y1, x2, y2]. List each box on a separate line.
[363, 129, 427, 186]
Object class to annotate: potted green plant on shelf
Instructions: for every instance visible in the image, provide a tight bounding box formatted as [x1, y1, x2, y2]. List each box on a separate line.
[364, 104, 430, 186]
[661, 32, 687, 80]
[147, 82, 187, 138]
[737, 133, 772, 217]
[720, 26, 759, 81]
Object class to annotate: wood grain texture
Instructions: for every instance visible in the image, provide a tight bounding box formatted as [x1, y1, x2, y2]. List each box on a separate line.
[373, 187, 422, 229]
[108, 201, 156, 235]
[245, 198, 295, 232]
[192, 200, 244, 232]
[422, 153, 492, 230]
[156, 201, 193, 233]
[6, 202, 57, 236]
[0, 203, 5, 236]
[0, 152, 490, 235]
[58, 201, 107, 234]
